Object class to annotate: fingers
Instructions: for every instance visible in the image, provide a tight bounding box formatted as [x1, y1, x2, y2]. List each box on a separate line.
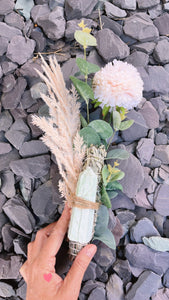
[63, 244, 97, 298]
[39, 204, 71, 263]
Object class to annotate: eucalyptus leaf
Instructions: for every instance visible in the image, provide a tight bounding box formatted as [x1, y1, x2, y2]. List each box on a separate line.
[112, 110, 121, 130]
[80, 114, 88, 128]
[80, 127, 101, 147]
[15, 0, 34, 20]
[70, 76, 94, 103]
[95, 205, 109, 232]
[143, 236, 169, 252]
[89, 120, 113, 140]
[106, 181, 123, 191]
[94, 228, 116, 250]
[107, 190, 118, 199]
[76, 58, 100, 75]
[101, 185, 111, 208]
[102, 165, 109, 186]
[106, 149, 130, 160]
[119, 120, 134, 131]
[109, 171, 125, 182]
[75, 31, 97, 47]
[102, 104, 110, 120]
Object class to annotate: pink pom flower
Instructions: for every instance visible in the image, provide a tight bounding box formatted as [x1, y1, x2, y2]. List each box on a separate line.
[93, 60, 144, 110]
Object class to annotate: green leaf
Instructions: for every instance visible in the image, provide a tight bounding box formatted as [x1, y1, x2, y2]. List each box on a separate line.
[112, 110, 121, 130]
[76, 58, 100, 76]
[106, 149, 130, 160]
[101, 185, 112, 208]
[102, 165, 109, 186]
[106, 181, 123, 191]
[15, 0, 34, 20]
[94, 101, 102, 108]
[80, 114, 88, 128]
[75, 30, 97, 47]
[107, 190, 118, 199]
[143, 236, 169, 252]
[102, 105, 110, 120]
[89, 120, 113, 140]
[79, 127, 101, 147]
[70, 76, 94, 103]
[109, 171, 125, 182]
[119, 120, 134, 131]
[94, 228, 116, 250]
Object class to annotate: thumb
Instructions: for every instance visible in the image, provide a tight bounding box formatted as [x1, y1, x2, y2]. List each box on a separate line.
[63, 244, 97, 297]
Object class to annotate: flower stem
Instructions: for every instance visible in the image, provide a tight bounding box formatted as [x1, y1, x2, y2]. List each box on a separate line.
[87, 101, 90, 124]
[107, 130, 116, 150]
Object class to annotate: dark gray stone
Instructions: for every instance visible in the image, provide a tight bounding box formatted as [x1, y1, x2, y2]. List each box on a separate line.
[83, 262, 97, 281]
[1, 77, 27, 109]
[0, 22, 22, 41]
[0, 149, 19, 172]
[155, 133, 168, 145]
[37, 7, 66, 40]
[148, 4, 162, 19]
[116, 210, 136, 236]
[132, 41, 156, 54]
[125, 51, 149, 67]
[19, 140, 48, 157]
[94, 243, 116, 270]
[2, 74, 16, 93]
[136, 138, 154, 165]
[49, 0, 65, 9]
[124, 13, 159, 42]
[0, 111, 13, 132]
[65, 18, 97, 41]
[65, 0, 98, 20]
[4, 12, 24, 30]
[111, 191, 135, 211]
[154, 183, 169, 216]
[19, 59, 43, 78]
[0, 282, 15, 298]
[30, 82, 48, 100]
[163, 268, 169, 288]
[121, 110, 148, 142]
[62, 58, 79, 88]
[96, 29, 129, 62]
[133, 189, 152, 209]
[153, 39, 169, 64]
[105, 1, 127, 18]
[13, 236, 28, 257]
[30, 4, 50, 23]
[0, 254, 23, 280]
[0, 37, 9, 55]
[1, 170, 15, 198]
[1, 61, 18, 75]
[0, 142, 12, 155]
[138, 65, 169, 94]
[0, 0, 14, 15]
[88, 287, 106, 300]
[2, 224, 17, 252]
[10, 155, 50, 178]
[154, 145, 169, 164]
[113, 259, 132, 285]
[101, 15, 123, 36]
[164, 219, 169, 238]
[150, 97, 167, 122]
[3, 195, 36, 234]
[139, 101, 159, 129]
[112, 0, 136, 10]
[19, 177, 34, 204]
[6, 36, 35, 65]
[125, 243, 169, 275]
[20, 90, 36, 110]
[81, 280, 105, 295]
[0, 212, 8, 239]
[30, 29, 46, 53]
[137, 0, 160, 9]
[27, 114, 43, 138]
[16, 282, 27, 300]
[130, 217, 160, 243]
[154, 13, 169, 36]
[125, 270, 161, 300]
[31, 180, 58, 221]
[106, 273, 124, 300]
[5, 119, 30, 150]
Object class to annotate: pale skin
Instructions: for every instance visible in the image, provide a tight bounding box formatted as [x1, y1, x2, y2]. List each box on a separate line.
[20, 204, 97, 300]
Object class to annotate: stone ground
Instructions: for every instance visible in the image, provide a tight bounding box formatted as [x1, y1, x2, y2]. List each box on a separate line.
[0, 0, 169, 299]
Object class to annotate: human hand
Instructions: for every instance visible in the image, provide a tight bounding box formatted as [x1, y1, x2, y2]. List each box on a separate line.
[20, 204, 97, 300]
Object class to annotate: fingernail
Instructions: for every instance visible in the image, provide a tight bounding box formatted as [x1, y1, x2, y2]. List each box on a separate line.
[85, 245, 97, 258]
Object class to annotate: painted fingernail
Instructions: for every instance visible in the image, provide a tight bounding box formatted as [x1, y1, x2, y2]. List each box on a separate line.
[85, 245, 97, 258]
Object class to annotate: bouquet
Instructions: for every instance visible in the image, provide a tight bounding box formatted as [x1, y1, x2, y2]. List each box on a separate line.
[32, 21, 143, 256]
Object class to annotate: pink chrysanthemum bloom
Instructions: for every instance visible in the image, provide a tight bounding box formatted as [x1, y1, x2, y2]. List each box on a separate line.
[93, 60, 144, 110]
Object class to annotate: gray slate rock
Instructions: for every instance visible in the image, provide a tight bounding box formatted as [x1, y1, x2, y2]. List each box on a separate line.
[30, 29, 46, 53]
[2, 224, 17, 252]
[37, 7, 66, 40]
[111, 191, 135, 211]
[139, 101, 159, 129]
[0, 149, 19, 172]
[1, 61, 18, 75]
[94, 243, 116, 270]
[4, 12, 24, 30]
[0, 0, 14, 15]
[153, 39, 169, 64]
[0, 254, 23, 279]
[6, 36, 35, 65]
[138, 65, 169, 94]
[96, 29, 129, 62]
[30, 4, 50, 23]
[2, 74, 16, 93]
[116, 210, 136, 236]
[125, 51, 149, 67]
[124, 13, 159, 42]
[154, 145, 169, 164]
[10, 155, 50, 178]
[101, 16, 123, 36]
[150, 96, 167, 122]
[1, 77, 27, 109]
[163, 269, 169, 288]
[1, 170, 15, 198]
[83, 262, 97, 281]
[13, 236, 28, 257]
[65, 0, 98, 20]
[148, 4, 163, 19]
[0, 37, 9, 55]
[20, 90, 36, 110]
[154, 183, 169, 216]
[105, 2, 127, 18]
[154, 13, 169, 35]
[106, 273, 124, 300]
[137, 0, 160, 9]
[125, 270, 161, 300]
[113, 259, 132, 285]
[136, 138, 155, 165]
[0, 212, 8, 239]
[88, 287, 106, 300]
[112, 0, 136, 10]
[0, 142, 12, 155]
[132, 41, 156, 54]
[3, 195, 36, 234]
[16, 282, 27, 300]
[125, 243, 169, 275]
[0, 282, 15, 298]
[155, 133, 168, 145]
[19, 140, 48, 157]
[30, 82, 48, 99]
[81, 280, 105, 295]
[5, 119, 30, 150]
[0, 22, 22, 41]
[130, 217, 160, 243]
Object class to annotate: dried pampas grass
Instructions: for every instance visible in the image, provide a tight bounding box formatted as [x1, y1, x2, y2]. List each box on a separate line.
[32, 55, 86, 206]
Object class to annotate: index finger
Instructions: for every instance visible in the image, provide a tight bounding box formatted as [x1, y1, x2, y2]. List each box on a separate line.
[40, 204, 71, 261]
